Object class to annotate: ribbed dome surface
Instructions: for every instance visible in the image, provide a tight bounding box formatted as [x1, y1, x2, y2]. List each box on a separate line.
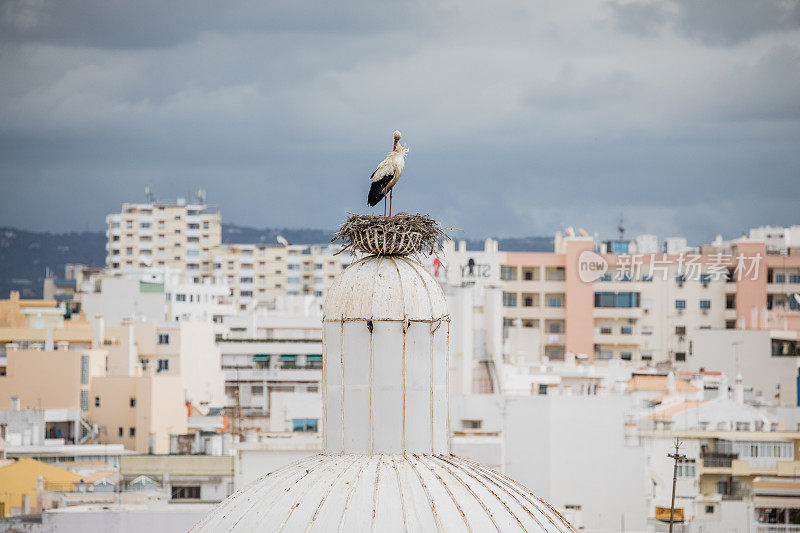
[191, 454, 576, 532]
[323, 256, 447, 321]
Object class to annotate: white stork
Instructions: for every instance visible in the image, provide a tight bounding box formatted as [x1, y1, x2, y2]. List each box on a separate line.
[368, 130, 408, 216]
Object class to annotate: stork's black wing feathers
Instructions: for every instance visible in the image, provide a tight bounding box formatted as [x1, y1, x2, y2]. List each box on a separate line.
[368, 172, 394, 206]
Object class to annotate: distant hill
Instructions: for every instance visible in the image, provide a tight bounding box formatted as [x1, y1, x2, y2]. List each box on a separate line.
[0, 228, 106, 300]
[222, 224, 333, 246]
[0, 225, 553, 298]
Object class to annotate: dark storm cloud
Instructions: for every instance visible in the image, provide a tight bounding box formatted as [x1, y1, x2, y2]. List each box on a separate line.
[608, 0, 800, 46]
[0, 0, 798, 244]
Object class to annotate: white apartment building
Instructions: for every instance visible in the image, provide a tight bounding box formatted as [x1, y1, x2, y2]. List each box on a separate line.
[105, 197, 221, 280]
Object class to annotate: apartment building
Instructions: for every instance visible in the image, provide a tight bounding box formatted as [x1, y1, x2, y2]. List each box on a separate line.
[496, 234, 800, 365]
[213, 243, 348, 310]
[105, 198, 221, 280]
[284, 244, 348, 299]
[212, 244, 286, 309]
[0, 343, 188, 455]
[107, 321, 224, 407]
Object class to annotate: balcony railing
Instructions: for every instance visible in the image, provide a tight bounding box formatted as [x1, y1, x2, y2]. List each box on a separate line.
[756, 526, 800, 533]
[702, 453, 737, 468]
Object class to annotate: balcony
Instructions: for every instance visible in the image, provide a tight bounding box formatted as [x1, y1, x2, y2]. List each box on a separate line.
[701, 453, 736, 468]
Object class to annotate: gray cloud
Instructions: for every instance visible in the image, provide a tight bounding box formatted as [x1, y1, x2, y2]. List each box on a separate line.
[0, 0, 798, 245]
[608, 0, 800, 46]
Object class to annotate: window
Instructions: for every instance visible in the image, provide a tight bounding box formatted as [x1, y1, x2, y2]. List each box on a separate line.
[80, 390, 89, 411]
[600, 326, 612, 335]
[620, 352, 632, 361]
[538, 384, 548, 395]
[522, 294, 537, 307]
[675, 352, 686, 362]
[500, 266, 517, 281]
[547, 294, 564, 307]
[597, 351, 612, 360]
[675, 300, 686, 309]
[129, 427, 136, 437]
[676, 459, 696, 477]
[621, 326, 632, 335]
[461, 419, 482, 429]
[130, 397, 136, 407]
[94, 396, 100, 407]
[80, 355, 90, 385]
[775, 274, 786, 283]
[700, 274, 711, 284]
[642, 326, 653, 335]
[252, 386, 264, 396]
[175, 294, 186, 302]
[292, 418, 318, 432]
[502, 292, 517, 307]
[522, 319, 538, 328]
[705, 505, 714, 514]
[118, 427, 124, 437]
[157, 333, 170, 345]
[700, 300, 711, 310]
[522, 267, 538, 281]
[157, 359, 169, 372]
[641, 353, 653, 361]
[594, 292, 639, 308]
[172, 486, 200, 499]
[675, 326, 686, 336]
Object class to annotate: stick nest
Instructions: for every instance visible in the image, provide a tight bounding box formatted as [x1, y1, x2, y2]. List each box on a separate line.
[332, 213, 449, 256]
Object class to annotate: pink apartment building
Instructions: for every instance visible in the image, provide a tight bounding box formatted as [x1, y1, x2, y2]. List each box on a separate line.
[498, 236, 800, 364]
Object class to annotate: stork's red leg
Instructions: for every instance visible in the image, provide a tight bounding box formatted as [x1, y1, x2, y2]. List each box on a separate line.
[383, 196, 387, 217]
[389, 190, 393, 217]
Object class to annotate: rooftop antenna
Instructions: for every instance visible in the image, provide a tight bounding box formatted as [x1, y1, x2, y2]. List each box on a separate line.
[145, 185, 156, 203]
[197, 189, 206, 204]
[618, 213, 625, 241]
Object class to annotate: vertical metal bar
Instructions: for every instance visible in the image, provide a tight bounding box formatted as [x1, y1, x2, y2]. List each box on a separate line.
[340, 318, 345, 454]
[321, 321, 327, 453]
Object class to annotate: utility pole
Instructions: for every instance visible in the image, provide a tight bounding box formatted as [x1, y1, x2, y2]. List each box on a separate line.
[668, 438, 687, 533]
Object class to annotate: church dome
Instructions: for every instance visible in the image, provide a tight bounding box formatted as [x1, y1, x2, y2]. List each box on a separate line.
[191, 453, 576, 532]
[323, 255, 447, 321]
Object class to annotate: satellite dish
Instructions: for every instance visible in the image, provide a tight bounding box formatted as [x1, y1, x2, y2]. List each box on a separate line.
[277, 235, 290, 246]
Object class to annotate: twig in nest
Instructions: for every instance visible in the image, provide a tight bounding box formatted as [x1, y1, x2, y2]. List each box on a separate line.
[332, 213, 450, 256]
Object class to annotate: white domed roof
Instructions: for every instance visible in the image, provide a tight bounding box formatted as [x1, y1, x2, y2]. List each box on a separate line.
[323, 255, 447, 321]
[192, 453, 576, 532]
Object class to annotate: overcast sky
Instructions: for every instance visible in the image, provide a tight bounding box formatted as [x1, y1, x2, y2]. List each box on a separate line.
[1, 0, 798, 243]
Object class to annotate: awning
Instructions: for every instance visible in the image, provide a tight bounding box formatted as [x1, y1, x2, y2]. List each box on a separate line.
[279, 355, 297, 362]
[307, 355, 322, 361]
[253, 354, 270, 362]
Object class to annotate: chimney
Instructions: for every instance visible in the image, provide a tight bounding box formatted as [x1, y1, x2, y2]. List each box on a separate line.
[93, 316, 105, 348]
[719, 374, 730, 399]
[44, 328, 54, 351]
[734, 373, 744, 404]
[666, 371, 677, 395]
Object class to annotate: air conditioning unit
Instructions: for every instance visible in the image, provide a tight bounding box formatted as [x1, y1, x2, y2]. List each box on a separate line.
[702, 309, 709, 315]
[703, 282, 709, 288]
